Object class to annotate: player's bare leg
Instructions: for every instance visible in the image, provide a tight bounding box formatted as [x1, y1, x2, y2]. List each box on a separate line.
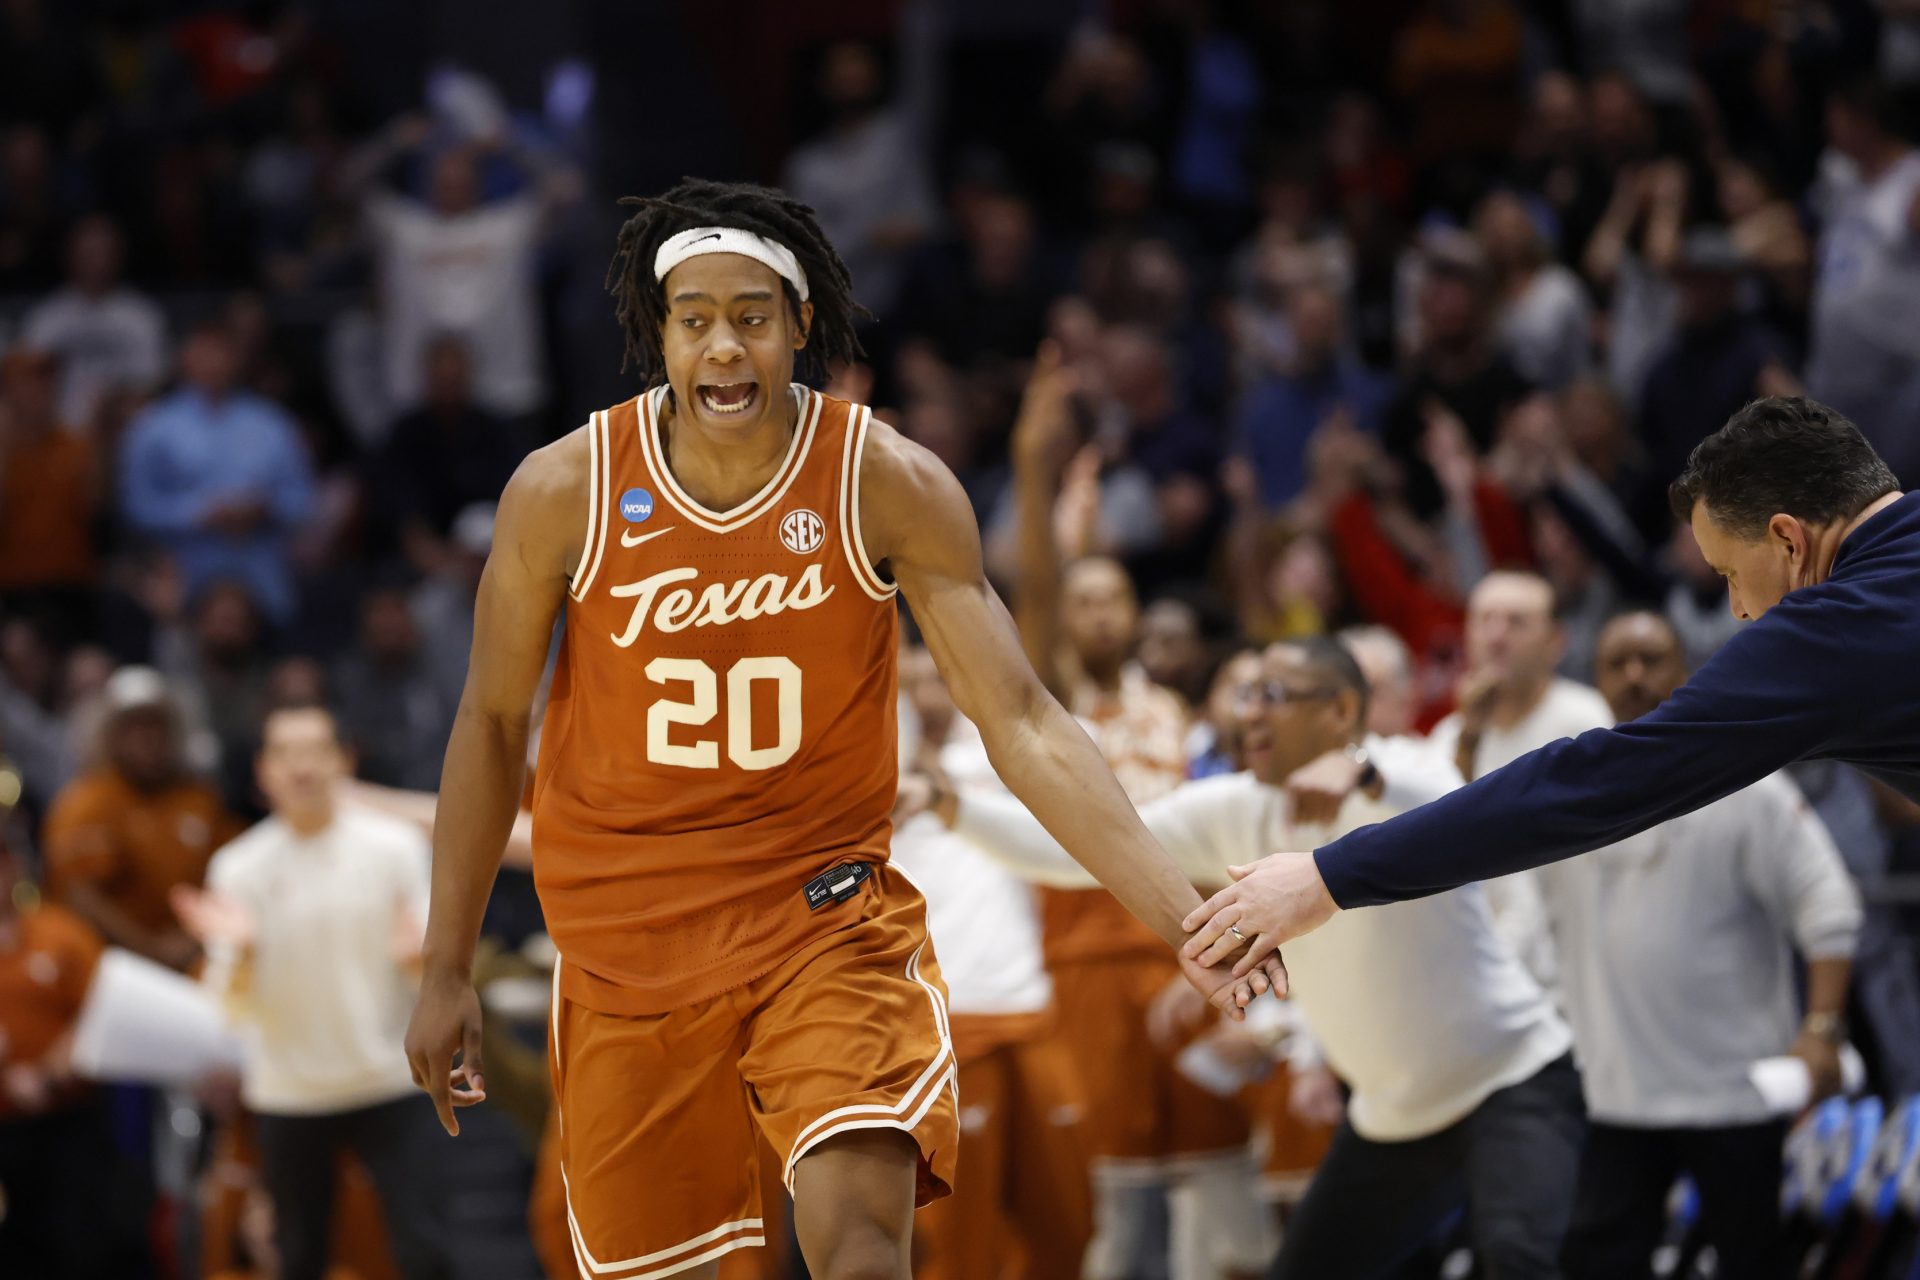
[790, 1129, 920, 1280]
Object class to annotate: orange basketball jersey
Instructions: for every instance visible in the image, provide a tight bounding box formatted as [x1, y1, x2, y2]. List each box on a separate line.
[532, 384, 900, 1016]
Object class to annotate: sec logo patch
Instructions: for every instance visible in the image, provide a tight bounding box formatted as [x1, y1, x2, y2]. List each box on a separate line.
[619, 488, 654, 523]
[780, 509, 825, 554]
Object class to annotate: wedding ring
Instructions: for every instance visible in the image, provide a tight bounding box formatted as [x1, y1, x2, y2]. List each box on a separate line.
[1227, 925, 1250, 945]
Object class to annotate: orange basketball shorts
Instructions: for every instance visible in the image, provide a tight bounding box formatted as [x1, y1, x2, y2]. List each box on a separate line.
[547, 866, 957, 1279]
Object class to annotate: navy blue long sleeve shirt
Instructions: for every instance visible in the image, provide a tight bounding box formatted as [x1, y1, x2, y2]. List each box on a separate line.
[1317, 491, 1920, 908]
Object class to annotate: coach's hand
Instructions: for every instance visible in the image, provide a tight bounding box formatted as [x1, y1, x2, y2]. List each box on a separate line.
[405, 970, 487, 1136]
[1183, 851, 1340, 975]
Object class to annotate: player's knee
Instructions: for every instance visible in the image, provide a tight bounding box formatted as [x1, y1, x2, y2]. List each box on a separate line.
[791, 1129, 918, 1280]
[811, 1225, 909, 1280]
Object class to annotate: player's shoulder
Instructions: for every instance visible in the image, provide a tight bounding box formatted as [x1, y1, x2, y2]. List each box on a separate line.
[852, 409, 975, 555]
[492, 411, 609, 555]
[508, 416, 595, 505]
[853, 410, 939, 487]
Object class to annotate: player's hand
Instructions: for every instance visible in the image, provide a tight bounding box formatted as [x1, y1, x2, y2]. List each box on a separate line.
[1183, 851, 1339, 975]
[1178, 946, 1287, 1022]
[1146, 974, 1212, 1049]
[1285, 749, 1366, 827]
[404, 970, 486, 1136]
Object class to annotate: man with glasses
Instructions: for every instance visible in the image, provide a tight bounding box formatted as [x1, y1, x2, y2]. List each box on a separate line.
[906, 637, 1586, 1279]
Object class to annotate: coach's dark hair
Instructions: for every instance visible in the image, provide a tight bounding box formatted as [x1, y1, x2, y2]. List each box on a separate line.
[1277, 635, 1370, 739]
[1668, 397, 1899, 537]
[606, 178, 867, 384]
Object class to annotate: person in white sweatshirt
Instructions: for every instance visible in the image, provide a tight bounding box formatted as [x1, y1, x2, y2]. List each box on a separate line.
[911, 636, 1585, 1280]
[1549, 612, 1860, 1279]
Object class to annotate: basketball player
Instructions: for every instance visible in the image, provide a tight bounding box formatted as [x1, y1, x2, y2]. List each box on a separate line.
[403, 179, 1277, 1280]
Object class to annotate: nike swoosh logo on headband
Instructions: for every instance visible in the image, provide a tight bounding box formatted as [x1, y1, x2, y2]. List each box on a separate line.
[690, 233, 722, 245]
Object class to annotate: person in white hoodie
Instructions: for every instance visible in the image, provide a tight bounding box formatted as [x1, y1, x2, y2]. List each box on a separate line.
[1549, 612, 1859, 1278]
[910, 636, 1585, 1280]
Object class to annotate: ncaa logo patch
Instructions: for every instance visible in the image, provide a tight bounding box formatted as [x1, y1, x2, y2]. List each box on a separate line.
[780, 509, 825, 555]
[619, 488, 654, 523]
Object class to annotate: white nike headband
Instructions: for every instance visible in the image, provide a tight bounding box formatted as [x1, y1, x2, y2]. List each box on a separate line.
[653, 226, 810, 302]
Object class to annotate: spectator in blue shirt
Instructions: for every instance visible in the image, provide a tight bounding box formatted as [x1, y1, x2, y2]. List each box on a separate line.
[119, 320, 315, 626]
[1232, 280, 1389, 508]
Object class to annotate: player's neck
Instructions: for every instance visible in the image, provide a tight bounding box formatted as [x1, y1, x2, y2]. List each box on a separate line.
[658, 387, 800, 512]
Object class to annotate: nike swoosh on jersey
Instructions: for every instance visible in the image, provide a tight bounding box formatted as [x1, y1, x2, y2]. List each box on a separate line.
[621, 526, 675, 548]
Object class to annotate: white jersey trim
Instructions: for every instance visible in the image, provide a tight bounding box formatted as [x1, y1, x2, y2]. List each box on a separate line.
[838, 405, 896, 602]
[569, 411, 612, 601]
[562, 1199, 764, 1278]
[640, 384, 820, 534]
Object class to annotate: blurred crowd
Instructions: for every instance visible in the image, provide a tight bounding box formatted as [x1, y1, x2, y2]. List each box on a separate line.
[9, 0, 1920, 1277]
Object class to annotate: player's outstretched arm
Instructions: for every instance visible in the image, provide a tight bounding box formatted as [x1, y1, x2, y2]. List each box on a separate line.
[404, 432, 583, 1135]
[862, 420, 1282, 1016]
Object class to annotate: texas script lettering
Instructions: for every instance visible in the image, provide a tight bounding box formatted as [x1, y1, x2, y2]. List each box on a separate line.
[606, 564, 835, 645]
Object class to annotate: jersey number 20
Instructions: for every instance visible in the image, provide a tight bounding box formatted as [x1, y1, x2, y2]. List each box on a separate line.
[644, 656, 801, 771]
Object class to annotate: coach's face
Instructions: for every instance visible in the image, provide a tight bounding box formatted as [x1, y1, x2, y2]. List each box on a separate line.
[1689, 502, 1806, 621]
[662, 254, 813, 436]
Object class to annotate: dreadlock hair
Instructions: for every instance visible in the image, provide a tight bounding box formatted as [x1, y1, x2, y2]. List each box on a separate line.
[606, 178, 869, 386]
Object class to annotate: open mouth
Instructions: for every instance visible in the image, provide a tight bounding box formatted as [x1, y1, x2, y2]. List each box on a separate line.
[697, 381, 759, 416]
